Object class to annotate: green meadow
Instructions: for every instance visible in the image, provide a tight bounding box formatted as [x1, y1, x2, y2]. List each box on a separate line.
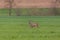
[0, 16, 60, 40]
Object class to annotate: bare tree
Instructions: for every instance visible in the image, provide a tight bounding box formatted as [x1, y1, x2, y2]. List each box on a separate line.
[16, 8, 21, 16]
[53, 0, 60, 16]
[8, 0, 14, 16]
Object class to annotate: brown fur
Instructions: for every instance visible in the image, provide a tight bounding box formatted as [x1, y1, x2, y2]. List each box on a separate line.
[29, 20, 38, 28]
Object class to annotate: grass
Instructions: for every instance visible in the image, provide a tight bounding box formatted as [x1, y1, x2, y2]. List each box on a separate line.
[0, 16, 60, 40]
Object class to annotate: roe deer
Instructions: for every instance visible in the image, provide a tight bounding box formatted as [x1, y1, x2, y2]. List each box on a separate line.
[29, 20, 38, 28]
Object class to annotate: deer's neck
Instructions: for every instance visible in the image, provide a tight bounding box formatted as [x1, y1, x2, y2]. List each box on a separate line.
[29, 21, 33, 24]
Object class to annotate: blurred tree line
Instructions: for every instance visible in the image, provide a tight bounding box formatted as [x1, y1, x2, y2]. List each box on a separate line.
[4, 0, 60, 16]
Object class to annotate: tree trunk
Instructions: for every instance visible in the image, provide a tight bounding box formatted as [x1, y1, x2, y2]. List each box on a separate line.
[8, 0, 14, 16]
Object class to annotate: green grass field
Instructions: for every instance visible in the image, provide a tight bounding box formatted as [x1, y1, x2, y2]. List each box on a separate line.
[0, 16, 60, 40]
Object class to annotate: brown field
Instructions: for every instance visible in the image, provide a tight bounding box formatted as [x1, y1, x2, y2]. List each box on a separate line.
[0, 0, 60, 8]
